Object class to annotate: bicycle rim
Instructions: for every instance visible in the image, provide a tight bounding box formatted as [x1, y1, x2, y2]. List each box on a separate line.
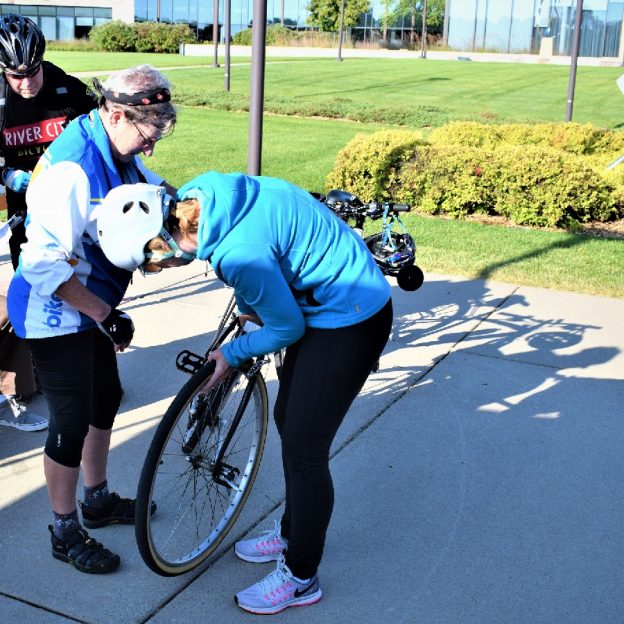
[135, 365, 269, 576]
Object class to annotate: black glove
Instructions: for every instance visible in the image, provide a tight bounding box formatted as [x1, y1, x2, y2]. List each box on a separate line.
[97, 308, 134, 345]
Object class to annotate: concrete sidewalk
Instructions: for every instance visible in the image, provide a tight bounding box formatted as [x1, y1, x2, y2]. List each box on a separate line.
[0, 253, 623, 624]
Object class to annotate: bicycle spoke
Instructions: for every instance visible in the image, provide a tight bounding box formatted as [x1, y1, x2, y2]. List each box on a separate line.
[135, 363, 269, 575]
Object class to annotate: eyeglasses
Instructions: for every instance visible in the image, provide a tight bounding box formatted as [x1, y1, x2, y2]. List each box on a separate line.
[131, 120, 162, 148]
[4, 63, 41, 80]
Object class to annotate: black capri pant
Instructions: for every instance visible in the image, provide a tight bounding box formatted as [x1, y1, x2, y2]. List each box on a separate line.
[274, 298, 393, 580]
[27, 328, 123, 468]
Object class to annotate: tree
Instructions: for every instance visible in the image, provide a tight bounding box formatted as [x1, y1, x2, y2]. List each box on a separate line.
[392, 0, 445, 45]
[306, 0, 371, 32]
[380, 0, 394, 45]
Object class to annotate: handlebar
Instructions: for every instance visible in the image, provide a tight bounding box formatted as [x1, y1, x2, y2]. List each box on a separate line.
[319, 189, 411, 219]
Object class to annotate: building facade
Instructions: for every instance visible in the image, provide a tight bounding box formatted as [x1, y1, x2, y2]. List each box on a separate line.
[5, 0, 622, 59]
[0, 1, 132, 40]
[0, 0, 422, 46]
[446, 0, 624, 58]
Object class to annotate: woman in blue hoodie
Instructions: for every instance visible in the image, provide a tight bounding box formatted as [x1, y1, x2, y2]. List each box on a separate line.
[99, 172, 393, 614]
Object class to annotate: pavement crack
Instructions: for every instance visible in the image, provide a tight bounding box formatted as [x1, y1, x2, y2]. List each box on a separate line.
[0, 592, 89, 623]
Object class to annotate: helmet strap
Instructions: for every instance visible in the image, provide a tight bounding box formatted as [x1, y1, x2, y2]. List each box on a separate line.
[144, 227, 195, 263]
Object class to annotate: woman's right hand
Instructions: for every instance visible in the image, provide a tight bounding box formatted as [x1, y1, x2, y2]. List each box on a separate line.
[201, 348, 234, 392]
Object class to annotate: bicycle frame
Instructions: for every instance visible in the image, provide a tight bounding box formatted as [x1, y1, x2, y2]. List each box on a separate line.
[379, 205, 410, 250]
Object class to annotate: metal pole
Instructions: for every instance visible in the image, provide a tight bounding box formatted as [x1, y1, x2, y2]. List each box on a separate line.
[337, 0, 346, 61]
[443, 0, 450, 46]
[224, 0, 231, 90]
[566, 0, 583, 121]
[212, 0, 220, 67]
[420, 0, 427, 58]
[248, 0, 268, 175]
[507, 0, 515, 53]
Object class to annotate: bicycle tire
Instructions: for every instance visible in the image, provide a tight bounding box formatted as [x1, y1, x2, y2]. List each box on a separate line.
[135, 363, 269, 576]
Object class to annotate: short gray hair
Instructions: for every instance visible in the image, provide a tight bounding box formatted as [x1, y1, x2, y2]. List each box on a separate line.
[100, 64, 176, 134]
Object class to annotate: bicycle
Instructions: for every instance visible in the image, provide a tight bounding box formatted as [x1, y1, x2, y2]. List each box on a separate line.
[317, 189, 425, 292]
[135, 294, 272, 576]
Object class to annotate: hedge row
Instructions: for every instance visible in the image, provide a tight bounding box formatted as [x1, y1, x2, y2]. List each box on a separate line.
[326, 126, 624, 229]
[428, 121, 624, 156]
[88, 21, 194, 53]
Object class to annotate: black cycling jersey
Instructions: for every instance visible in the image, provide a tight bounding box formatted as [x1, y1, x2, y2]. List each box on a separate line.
[1, 60, 96, 175]
[0, 60, 96, 267]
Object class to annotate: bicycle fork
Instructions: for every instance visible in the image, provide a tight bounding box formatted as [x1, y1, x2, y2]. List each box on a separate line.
[202, 359, 269, 491]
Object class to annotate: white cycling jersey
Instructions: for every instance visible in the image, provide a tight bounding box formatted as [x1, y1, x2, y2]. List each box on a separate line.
[7, 110, 162, 339]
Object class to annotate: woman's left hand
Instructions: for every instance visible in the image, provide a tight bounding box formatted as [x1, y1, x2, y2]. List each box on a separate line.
[201, 348, 234, 392]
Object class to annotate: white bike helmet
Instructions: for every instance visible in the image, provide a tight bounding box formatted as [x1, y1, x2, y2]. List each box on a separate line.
[97, 183, 172, 271]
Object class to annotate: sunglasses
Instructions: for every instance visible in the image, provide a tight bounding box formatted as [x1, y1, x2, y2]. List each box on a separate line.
[4, 63, 41, 79]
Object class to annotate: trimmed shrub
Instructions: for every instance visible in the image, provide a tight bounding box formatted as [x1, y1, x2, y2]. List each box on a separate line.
[134, 22, 194, 53]
[325, 130, 425, 201]
[89, 21, 193, 53]
[88, 21, 136, 52]
[488, 146, 618, 228]
[389, 145, 496, 219]
[327, 130, 621, 229]
[429, 121, 624, 156]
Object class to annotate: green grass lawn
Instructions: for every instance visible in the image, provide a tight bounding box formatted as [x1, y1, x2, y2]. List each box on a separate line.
[48, 51, 624, 128]
[400, 214, 624, 298]
[36, 52, 624, 297]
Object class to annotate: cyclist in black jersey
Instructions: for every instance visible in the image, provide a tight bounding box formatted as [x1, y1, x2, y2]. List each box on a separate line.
[0, 14, 96, 269]
[0, 14, 96, 432]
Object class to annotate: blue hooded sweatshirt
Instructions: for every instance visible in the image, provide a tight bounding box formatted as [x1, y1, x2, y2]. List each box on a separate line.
[176, 172, 391, 368]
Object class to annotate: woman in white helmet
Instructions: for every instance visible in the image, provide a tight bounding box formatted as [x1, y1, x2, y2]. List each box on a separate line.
[7, 65, 176, 575]
[98, 171, 393, 614]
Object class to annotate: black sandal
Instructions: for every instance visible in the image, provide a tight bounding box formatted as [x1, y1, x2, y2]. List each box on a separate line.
[49, 526, 120, 574]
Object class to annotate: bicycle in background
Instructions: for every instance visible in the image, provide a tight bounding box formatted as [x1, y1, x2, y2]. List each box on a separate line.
[317, 189, 424, 292]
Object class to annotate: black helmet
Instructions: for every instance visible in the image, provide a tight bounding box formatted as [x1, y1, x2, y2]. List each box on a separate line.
[365, 231, 424, 291]
[0, 14, 45, 74]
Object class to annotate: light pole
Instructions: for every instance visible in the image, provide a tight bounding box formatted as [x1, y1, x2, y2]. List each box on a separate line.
[420, 0, 427, 58]
[248, 0, 268, 175]
[337, 0, 346, 61]
[212, 0, 220, 68]
[224, 0, 231, 90]
[566, 0, 583, 121]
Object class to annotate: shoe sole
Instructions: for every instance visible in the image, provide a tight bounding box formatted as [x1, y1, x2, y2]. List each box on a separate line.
[0, 419, 48, 432]
[52, 550, 120, 574]
[235, 589, 322, 614]
[234, 548, 284, 563]
[82, 516, 135, 529]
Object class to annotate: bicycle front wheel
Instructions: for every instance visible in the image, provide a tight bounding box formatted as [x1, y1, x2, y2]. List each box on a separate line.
[135, 364, 269, 576]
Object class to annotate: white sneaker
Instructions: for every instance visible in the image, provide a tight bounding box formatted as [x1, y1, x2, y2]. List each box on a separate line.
[235, 556, 322, 614]
[0, 396, 48, 432]
[235, 520, 288, 563]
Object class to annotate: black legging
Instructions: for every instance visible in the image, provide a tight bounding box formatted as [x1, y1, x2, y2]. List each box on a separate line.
[27, 328, 123, 467]
[274, 298, 393, 579]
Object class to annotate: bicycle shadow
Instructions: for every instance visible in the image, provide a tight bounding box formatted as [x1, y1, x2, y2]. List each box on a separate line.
[316, 276, 624, 623]
[336, 273, 621, 456]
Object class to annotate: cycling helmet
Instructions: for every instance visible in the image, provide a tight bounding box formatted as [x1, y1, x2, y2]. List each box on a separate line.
[97, 184, 172, 271]
[365, 231, 424, 291]
[0, 14, 45, 74]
